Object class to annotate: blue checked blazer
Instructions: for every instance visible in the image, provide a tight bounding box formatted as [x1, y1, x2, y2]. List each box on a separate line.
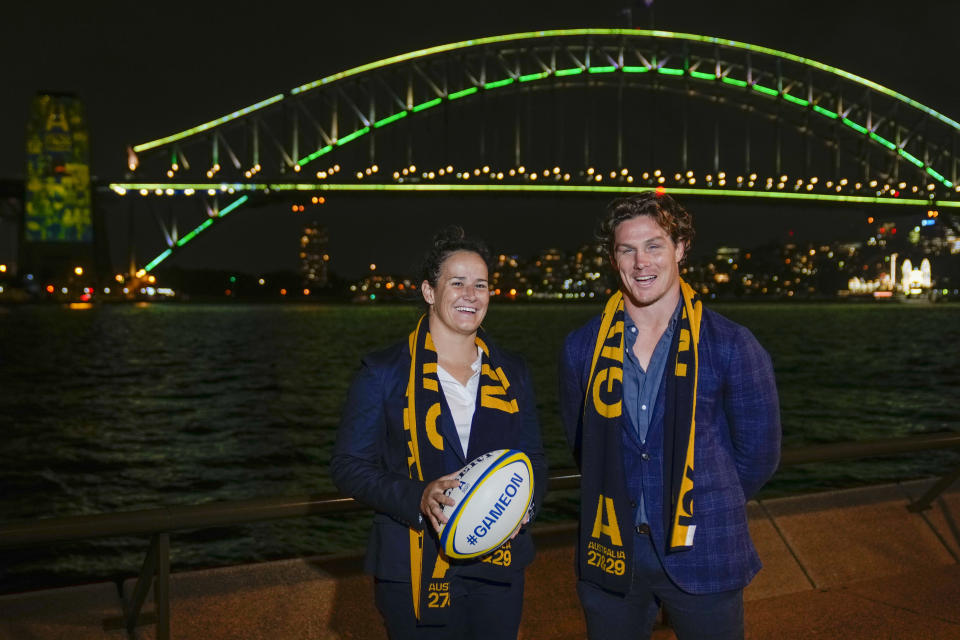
[331, 338, 548, 581]
[560, 305, 781, 594]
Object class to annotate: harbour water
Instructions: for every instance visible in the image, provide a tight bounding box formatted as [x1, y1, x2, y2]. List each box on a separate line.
[1, 301, 958, 592]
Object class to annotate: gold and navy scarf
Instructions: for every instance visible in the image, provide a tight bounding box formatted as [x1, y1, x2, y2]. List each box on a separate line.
[404, 315, 522, 625]
[577, 279, 701, 592]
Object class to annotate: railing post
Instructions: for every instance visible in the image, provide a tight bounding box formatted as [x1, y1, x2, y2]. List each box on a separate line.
[125, 535, 158, 633]
[155, 533, 171, 640]
[907, 466, 960, 513]
[122, 532, 170, 639]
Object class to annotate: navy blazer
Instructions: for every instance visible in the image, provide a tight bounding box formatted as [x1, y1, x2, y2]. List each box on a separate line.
[560, 305, 781, 593]
[331, 337, 548, 581]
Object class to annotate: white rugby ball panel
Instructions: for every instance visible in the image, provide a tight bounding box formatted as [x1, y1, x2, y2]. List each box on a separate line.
[438, 449, 534, 559]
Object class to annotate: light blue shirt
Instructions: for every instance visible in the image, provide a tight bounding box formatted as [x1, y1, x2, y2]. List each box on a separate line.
[622, 299, 682, 525]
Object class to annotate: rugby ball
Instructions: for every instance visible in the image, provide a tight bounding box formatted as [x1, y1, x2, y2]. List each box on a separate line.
[438, 449, 534, 560]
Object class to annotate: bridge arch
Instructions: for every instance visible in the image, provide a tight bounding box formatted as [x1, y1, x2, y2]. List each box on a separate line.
[114, 29, 960, 272]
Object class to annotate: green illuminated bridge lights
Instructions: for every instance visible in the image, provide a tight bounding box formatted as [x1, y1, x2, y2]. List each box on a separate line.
[114, 177, 960, 274]
[117, 28, 960, 272]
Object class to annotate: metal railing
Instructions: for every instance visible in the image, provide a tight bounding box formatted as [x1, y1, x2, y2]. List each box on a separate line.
[1, 432, 959, 639]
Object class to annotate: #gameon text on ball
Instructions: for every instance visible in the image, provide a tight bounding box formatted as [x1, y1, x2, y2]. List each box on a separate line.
[469, 472, 525, 539]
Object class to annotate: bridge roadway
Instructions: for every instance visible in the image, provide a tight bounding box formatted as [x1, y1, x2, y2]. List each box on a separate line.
[2, 478, 958, 639]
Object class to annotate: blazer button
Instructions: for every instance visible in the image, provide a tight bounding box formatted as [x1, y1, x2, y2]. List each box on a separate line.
[641, 453, 651, 461]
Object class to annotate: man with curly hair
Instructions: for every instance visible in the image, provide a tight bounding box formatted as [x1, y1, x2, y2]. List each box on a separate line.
[560, 192, 781, 639]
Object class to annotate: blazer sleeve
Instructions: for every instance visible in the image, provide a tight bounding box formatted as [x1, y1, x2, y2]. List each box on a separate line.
[723, 326, 782, 500]
[330, 358, 426, 529]
[559, 329, 588, 468]
[515, 359, 548, 521]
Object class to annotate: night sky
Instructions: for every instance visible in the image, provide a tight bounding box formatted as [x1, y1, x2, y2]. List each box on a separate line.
[3, 0, 958, 278]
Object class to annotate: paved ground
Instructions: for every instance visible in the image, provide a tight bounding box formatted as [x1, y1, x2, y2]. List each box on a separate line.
[1, 478, 958, 639]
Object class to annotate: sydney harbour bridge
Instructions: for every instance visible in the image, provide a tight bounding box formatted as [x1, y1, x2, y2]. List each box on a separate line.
[107, 29, 960, 274]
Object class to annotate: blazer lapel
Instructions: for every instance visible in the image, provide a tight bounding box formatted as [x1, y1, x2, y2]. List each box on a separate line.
[437, 394, 467, 464]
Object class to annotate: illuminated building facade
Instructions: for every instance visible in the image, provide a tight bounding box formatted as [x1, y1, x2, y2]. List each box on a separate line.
[23, 92, 97, 286]
[25, 93, 92, 242]
[299, 221, 329, 287]
[900, 258, 932, 293]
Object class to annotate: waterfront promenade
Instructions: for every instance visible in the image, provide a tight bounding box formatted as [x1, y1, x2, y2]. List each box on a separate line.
[2, 477, 958, 639]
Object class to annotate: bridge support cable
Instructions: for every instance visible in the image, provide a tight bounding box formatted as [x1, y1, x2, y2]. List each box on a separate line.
[368, 83, 377, 167]
[251, 119, 260, 169]
[953, 136, 957, 186]
[681, 77, 688, 170]
[524, 74, 534, 169]
[148, 199, 172, 249]
[210, 134, 219, 175]
[513, 82, 521, 166]
[549, 71, 557, 166]
[217, 131, 241, 172]
[616, 73, 624, 168]
[584, 71, 592, 169]
[126, 199, 136, 278]
[713, 114, 720, 176]
[648, 81, 656, 170]
[744, 107, 751, 175]
[479, 83, 487, 164]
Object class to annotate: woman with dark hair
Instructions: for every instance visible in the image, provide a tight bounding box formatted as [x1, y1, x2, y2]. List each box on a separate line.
[331, 226, 547, 639]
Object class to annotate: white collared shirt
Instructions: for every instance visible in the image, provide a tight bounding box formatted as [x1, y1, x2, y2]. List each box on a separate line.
[436, 346, 483, 456]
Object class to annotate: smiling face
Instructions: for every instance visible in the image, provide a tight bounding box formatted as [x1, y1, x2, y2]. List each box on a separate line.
[421, 250, 489, 338]
[612, 215, 684, 313]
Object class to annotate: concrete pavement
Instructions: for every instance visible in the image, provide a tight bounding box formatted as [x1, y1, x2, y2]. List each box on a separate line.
[1, 478, 958, 639]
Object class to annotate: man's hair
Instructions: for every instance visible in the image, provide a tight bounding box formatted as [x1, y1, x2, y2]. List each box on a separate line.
[420, 225, 491, 287]
[597, 192, 695, 263]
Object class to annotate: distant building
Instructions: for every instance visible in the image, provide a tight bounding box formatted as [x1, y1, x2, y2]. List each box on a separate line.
[534, 248, 566, 292]
[300, 221, 329, 287]
[848, 253, 933, 295]
[23, 92, 96, 284]
[25, 92, 91, 242]
[715, 246, 741, 262]
[0, 180, 22, 276]
[491, 254, 529, 297]
[900, 258, 932, 293]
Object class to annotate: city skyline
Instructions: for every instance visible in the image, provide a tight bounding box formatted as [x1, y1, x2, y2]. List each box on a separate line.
[102, 206, 954, 303]
[2, 1, 959, 278]
[345, 207, 959, 300]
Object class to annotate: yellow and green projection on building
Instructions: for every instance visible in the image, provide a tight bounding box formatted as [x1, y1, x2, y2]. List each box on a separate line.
[25, 93, 93, 243]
